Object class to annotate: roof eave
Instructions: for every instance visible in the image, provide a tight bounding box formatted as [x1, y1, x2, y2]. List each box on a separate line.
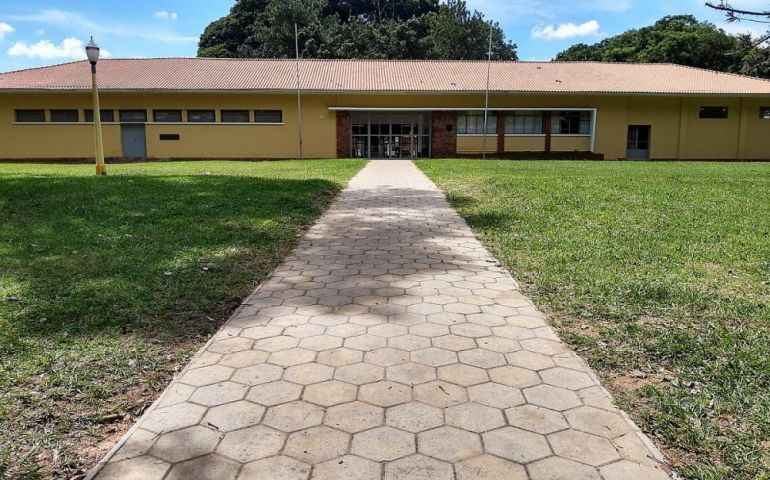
[1, 88, 770, 97]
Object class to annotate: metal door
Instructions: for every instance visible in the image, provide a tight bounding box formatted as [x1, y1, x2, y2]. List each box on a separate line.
[626, 125, 651, 159]
[121, 124, 147, 159]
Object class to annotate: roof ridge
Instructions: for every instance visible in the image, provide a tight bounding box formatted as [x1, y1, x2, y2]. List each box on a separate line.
[656, 61, 770, 83]
[0, 59, 86, 76]
[102, 57, 544, 63]
[83, 57, 701, 65]
[4, 57, 762, 78]
[3, 58, 770, 93]
[95, 57, 691, 65]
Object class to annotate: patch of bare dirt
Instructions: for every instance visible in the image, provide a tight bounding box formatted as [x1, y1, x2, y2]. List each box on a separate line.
[609, 371, 667, 392]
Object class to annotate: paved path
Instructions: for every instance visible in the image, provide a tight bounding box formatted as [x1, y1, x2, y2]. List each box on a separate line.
[91, 160, 671, 480]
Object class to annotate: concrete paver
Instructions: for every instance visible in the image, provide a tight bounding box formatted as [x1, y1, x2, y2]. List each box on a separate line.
[90, 160, 670, 479]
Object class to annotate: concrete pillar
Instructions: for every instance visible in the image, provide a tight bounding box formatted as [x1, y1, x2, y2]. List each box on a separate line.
[677, 98, 688, 159]
[737, 97, 749, 160]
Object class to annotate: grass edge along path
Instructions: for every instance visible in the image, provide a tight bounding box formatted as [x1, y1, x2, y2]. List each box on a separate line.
[0, 160, 366, 479]
[416, 159, 770, 480]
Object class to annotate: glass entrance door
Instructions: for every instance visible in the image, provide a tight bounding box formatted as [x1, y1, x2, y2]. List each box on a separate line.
[372, 135, 399, 158]
[351, 112, 430, 159]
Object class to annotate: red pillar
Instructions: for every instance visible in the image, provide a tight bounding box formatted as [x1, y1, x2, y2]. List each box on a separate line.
[336, 111, 351, 158]
[431, 111, 457, 157]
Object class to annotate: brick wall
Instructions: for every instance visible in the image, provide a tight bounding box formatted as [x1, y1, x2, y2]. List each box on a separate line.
[336, 111, 351, 158]
[431, 111, 457, 157]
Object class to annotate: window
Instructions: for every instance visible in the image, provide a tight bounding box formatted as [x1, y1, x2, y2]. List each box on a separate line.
[760, 107, 770, 120]
[254, 110, 282, 123]
[119, 110, 148, 122]
[188, 110, 215, 122]
[153, 110, 182, 122]
[15, 109, 45, 122]
[699, 106, 728, 119]
[553, 111, 591, 134]
[159, 133, 180, 141]
[352, 122, 367, 135]
[50, 109, 79, 122]
[505, 111, 544, 134]
[457, 112, 497, 134]
[85, 109, 115, 122]
[221, 110, 249, 123]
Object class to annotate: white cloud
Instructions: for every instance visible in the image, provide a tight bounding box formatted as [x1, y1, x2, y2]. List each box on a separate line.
[8, 37, 111, 60]
[531, 20, 603, 40]
[9, 9, 195, 44]
[0, 22, 13, 41]
[154, 11, 179, 21]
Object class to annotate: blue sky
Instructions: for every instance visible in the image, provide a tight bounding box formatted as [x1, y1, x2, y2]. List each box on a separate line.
[0, 0, 766, 72]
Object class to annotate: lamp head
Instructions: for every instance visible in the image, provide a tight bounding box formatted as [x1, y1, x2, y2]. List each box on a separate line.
[85, 37, 100, 64]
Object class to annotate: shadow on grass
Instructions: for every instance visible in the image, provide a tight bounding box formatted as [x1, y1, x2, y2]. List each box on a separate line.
[0, 171, 353, 477]
[443, 193, 512, 231]
[0, 174, 340, 348]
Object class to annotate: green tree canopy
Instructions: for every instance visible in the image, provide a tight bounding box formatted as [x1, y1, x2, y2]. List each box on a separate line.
[198, 0, 517, 60]
[555, 15, 770, 78]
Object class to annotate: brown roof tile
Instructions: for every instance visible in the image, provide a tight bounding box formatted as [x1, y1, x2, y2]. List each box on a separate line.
[1, 58, 770, 95]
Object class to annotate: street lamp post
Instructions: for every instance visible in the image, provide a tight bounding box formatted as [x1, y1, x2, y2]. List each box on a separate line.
[86, 37, 106, 176]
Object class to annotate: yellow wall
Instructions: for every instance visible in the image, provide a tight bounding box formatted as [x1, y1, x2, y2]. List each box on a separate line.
[743, 98, 770, 159]
[457, 135, 496, 153]
[1, 91, 769, 160]
[551, 136, 591, 152]
[0, 92, 123, 158]
[681, 97, 743, 159]
[0, 92, 335, 159]
[626, 96, 681, 159]
[504, 136, 545, 151]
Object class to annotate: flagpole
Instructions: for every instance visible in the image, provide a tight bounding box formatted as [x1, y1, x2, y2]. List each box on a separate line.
[294, 23, 304, 160]
[482, 23, 493, 161]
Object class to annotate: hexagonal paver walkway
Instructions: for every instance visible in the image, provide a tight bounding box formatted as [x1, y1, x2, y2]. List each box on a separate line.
[88, 160, 671, 480]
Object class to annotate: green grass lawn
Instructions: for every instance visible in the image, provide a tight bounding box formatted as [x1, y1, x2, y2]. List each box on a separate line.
[417, 160, 769, 480]
[0, 160, 366, 479]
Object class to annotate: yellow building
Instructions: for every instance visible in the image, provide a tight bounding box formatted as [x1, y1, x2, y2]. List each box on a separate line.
[1, 58, 770, 160]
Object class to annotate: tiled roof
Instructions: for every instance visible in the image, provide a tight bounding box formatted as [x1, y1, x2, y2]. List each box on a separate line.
[2, 58, 770, 95]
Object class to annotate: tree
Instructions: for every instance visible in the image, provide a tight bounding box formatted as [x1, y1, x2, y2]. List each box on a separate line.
[422, 1, 516, 60]
[706, 0, 770, 38]
[706, 0, 770, 77]
[555, 14, 770, 78]
[197, 0, 517, 60]
[736, 34, 770, 78]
